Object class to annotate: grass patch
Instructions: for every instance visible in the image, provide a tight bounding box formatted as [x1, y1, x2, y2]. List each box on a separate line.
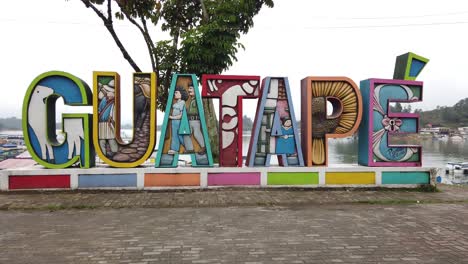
[69, 204, 98, 210]
[416, 184, 439, 192]
[356, 199, 422, 205]
[0, 204, 99, 211]
[46, 204, 67, 211]
[44, 204, 98, 211]
[355, 199, 468, 205]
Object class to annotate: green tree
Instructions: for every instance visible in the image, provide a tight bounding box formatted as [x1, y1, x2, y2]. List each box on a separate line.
[395, 102, 403, 112]
[242, 115, 253, 131]
[402, 104, 412, 113]
[418, 98, 468, 128]
[75, 0, 274, 161]
[390, 102, 403, 113]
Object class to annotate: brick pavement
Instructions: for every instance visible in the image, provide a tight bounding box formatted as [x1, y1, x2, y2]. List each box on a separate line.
[1, 204, 468, 263]
[0, 185, 468, 263]
[0, 184, 467, 210]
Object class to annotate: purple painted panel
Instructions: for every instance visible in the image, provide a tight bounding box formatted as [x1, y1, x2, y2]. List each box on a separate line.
[208, 172, 261, 186]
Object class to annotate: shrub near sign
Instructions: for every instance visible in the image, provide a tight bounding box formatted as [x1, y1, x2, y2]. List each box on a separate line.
[22, 53, 429, 170]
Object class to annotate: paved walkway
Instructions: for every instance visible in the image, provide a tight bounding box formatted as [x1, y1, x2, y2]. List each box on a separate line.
[0, 184, 467, 210]
[1, 185, 468, 263]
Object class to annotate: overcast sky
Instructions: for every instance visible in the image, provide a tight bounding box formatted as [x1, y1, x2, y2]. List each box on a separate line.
[1, 0, 467, 124]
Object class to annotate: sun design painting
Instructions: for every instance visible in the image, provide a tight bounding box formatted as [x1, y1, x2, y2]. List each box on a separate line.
[301, 77, 362, 166]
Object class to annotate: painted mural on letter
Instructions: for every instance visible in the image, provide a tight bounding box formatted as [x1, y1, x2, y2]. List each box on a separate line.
[301, 77, 362, 166]
[358, 79, 423, 166]
[202, 75, 260, 167]
[22, 71, 94, 168]
[246, 77, 304, 166]
[156, 74, 213, 167]
[93, 72, 157, 167]
[358, 52, 428, 167]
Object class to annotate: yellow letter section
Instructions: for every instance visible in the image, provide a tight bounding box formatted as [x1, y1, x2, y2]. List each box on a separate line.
[93, 71, 157, 168]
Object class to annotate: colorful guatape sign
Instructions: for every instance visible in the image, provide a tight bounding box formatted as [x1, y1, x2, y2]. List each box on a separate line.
[22, 52, 428, 169]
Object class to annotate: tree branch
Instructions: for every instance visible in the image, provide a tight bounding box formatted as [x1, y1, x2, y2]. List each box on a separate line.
[81, 0, 107, 22]
[164, 0, 181, 95]
[116, 4, 158, 74]
[107, 0, 112, 22]
[141, 18, 160, 75]
[80, 0, 141, 72]
[199, 0, 209, 23]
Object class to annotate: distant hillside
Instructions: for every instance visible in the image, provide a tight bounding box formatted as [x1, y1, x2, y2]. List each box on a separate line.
[0, 117, 66, 131]
[0, 117, 22, 131]
[417, 98, 468, 128]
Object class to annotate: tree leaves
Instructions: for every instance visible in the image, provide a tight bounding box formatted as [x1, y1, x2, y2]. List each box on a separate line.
[76, 0, 274, 110]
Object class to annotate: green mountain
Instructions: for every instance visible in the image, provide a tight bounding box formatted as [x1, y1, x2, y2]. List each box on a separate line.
[417, 98, 468, 128]
[0, 117, 22, 131]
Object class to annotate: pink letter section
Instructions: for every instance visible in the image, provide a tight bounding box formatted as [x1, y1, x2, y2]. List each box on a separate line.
[207, 172, 260, 186]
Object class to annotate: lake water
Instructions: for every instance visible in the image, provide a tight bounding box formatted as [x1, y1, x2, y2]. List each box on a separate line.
[138, 129, 468, 169]
[8, 129, 468, 167]
[5, 129, 468, 183]
[325, 137, 468, 167]
[239, 135, 468, 184]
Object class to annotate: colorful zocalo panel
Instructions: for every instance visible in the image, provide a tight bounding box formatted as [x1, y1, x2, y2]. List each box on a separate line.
[358, 78, 423, 166]
[301, 77, 362, 166]
[22, 71, 95, 168]
[246, 77, 304, 167]
[93, 72, 157, 168]
[155, 74, 213, 167]
[202, 74, 260, 167]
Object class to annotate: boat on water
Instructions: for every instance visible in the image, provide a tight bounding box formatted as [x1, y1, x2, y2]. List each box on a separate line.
[432, 134, 466, 142]
[446, 162, 468, 175]
[433, 134, 448, 141]
[449, 135, 465, 142]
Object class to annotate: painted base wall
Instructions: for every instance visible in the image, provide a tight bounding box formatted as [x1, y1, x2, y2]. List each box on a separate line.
[0, 166, 438, 191]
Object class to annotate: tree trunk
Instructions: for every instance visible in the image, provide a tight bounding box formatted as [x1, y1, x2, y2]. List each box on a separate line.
[197, 0, 219, 164]
[202, 98, 219, 163]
